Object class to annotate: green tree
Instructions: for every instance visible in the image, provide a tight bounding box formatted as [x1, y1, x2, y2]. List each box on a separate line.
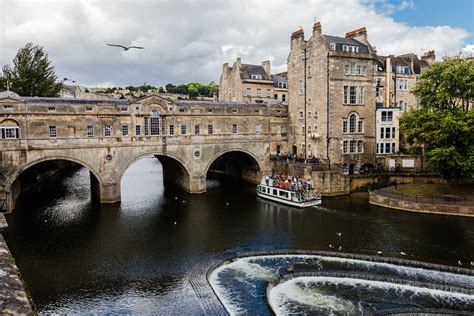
[1, 43, 63, 97]
[413, 57, 473, 112]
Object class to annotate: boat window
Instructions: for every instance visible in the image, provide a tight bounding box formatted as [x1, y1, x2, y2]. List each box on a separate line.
[273, 189, 277, 195]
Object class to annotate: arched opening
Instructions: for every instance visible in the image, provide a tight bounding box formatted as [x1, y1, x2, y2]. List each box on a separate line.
[0, 118, 20, 139]
[206, 150, 262, 186]
[5, 159, 101, 213]
[120, 154, 192, 198]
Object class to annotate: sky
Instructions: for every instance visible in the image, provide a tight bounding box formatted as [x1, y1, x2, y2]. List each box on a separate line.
[0, 0, 472, 88]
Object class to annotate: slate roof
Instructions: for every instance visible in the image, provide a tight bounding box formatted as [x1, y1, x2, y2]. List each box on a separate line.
[0, 91, 23, 101]
[240, 64, 271, 80]
[176, 101, 267, 107]
[23, 97, 129, 105]
[323, 35, 369, 53]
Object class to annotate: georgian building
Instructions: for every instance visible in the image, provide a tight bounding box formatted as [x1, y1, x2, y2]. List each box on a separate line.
[287, 22, 377, 173]
[219, 58, 288, 104]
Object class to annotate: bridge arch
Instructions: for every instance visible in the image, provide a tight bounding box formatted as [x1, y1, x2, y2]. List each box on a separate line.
[120, 152, 195, 193]
[4, 156, 103, 212]
[205, 148, 263, 184]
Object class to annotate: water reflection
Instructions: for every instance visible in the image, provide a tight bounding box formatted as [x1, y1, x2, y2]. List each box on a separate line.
[4, 157, 474, 313]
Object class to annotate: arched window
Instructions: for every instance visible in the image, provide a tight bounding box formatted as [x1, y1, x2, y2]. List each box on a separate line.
[150, 110, 160, 135]
[349, 114, 356, 133]
[0, 119, 20, 139]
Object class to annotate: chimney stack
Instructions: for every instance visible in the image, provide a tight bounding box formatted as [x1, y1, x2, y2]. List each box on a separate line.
[262, 60, 271, 76]
[421, 50, 436, 63]
[313, 21, 322, 35]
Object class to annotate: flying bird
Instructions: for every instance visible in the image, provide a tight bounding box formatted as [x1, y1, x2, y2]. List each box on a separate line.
[106, 43, 144, 51]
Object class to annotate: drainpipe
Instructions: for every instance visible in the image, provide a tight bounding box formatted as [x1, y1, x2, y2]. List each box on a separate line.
[303, 48, 308, 161]
[326, 52, 330, 168]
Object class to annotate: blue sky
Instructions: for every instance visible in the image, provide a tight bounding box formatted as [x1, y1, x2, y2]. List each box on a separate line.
[388, 0, 473, 42]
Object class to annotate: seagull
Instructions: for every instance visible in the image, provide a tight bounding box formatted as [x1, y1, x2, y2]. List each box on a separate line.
[174, 197, 178, 200]
[182, 200, 186, 203]
[376, 251, 382, 255]
[226, 202, 230, 206]
[338, 246, 342, 251]
[174, 221, 177, 225]
[337, 232, 342, 237]
[458, 260, 462, 266]
[329, 244, 334, 249]
[400, 252, 406, 256]
[470, 261, 474, 267]
[106, 43, 144, 51]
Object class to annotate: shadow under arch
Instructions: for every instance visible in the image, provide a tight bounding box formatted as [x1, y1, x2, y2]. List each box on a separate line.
[120, 152, 192, 193]
[4, 156, 102, 212]
[205, 148, 262, 184]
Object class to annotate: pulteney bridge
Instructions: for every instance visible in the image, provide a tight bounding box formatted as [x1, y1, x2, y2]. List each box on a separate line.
[0, 91, 288, 212]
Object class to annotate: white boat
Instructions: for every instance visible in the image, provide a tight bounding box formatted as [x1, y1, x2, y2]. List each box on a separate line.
[256, 176, 322, 208]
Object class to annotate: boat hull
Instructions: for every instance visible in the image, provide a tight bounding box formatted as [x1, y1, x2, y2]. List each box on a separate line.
[256, 190, 322, 208]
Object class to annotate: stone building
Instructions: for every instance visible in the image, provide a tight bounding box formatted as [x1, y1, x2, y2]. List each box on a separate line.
[374, 51, 434, 155]
[219, 58, 288, 104]
[287, 23, 377, 173]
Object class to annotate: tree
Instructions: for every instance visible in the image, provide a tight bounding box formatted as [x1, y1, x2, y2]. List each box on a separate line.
[1, 43, 63, 97]
[413, 57, 473, 112]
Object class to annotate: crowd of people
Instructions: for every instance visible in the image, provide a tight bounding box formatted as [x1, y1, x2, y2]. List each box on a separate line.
[263, 175, 314, 192]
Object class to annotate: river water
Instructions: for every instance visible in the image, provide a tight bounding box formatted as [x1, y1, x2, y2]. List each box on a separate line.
[4, 157, 474, 313]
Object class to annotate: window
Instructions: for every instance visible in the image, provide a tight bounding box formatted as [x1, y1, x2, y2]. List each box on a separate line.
[265, 89, 271, 98]
[392, 143, 396, 153]
[330, 43, 336, 51]
[181, 125, 187, 135]
[358, 120, 363, 133]
[282, 94, 286, 102]
[299, 110, 304, 120]
[343, 120, 348, 134]
[3, 105, 13, 110]
[274, 94, 278, 99]
[122, 125, 128, 136]
[276, 125, 281, 135]
[357, 65, 366, 76]
[208, 124, 213, 135]
[299, 80, 304, 94]
[376, 78, 382, 97]
[302, 126, 305, 135]
[308, 111, 312, 118]
[313, 111, 318, 118]
[350, 140, 356, 153]
[381, 111, 393, 122]
[104, 125, 112, 137]
[342, 45, 359, 53]
[49, 126, 57, 138]
[350, 86, 357, 104]
[349, 114, 356, 133]
[256, 124, 261, 134]
[1, 125, 20, 139]
[207, 108, 213, 113]
[350, 63, 356, 75]
[245, 88, 251, 96]
[376, 143, 379, 154]
[232, 109, 238, 113]
[232, 124, 237, 134]
[357, 87, 364, 105]
[385, 143, 391, 154]
[179, 108, 185, 113]
[385, 127, 391, 139]
[343, 140, 348, 153]
[307, 66, 312, 77]
[121, 107, 127, 112]
[195, 124, 200, 135]
[161, 117, 166, 135]
[380, 127, 384, 139]
[251, 74, 262, 79]
[48, 106, 56, 112]
[85, 106, 93, 112]
[150, 110, 159, 135]
[392, 127, 396, 139]
[357, 140, 363, 153]
[397, 79, 408, 90]
[256, 89, 261, 97]
[169, 124, 174, 135]
[144, 117, 149, 135]
[277, 82, 287, 89]
[343, 86, 348, 104]
[136, 125, 141, 136]
[308, 125, 312, 132]
[86, 125, 94, 137]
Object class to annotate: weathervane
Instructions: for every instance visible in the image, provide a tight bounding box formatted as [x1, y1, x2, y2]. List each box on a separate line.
[5, 79, 11, 91]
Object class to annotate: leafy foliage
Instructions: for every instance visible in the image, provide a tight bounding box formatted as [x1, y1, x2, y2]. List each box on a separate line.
[400, 108, 474, 183]
[1, 43, 63, 97]
[412, 57, 473, 112]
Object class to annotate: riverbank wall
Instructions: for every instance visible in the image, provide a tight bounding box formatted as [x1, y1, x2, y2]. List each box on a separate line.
[0, 214, 33, 313]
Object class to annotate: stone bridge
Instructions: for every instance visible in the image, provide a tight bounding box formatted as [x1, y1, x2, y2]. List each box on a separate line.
[0, 91, 288, 212]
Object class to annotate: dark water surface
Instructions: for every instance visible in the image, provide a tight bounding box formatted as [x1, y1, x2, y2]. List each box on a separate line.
[4, 158, 474, 313]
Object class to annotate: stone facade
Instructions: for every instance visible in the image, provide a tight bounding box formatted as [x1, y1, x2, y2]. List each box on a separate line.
[0, 91, 288, 212]
[288, 23, 377, 173]
[219, 58, 288, 105]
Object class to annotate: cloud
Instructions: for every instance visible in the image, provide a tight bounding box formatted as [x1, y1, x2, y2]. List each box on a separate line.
[0, 0, 470, 87]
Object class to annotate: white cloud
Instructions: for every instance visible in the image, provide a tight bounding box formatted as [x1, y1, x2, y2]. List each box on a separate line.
[0, 0, 470, 87]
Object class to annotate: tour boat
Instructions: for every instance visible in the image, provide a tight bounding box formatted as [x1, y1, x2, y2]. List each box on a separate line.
[256, 176, 322, 208]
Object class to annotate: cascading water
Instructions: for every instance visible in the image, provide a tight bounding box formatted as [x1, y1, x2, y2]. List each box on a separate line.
[208, 254, 474, 315]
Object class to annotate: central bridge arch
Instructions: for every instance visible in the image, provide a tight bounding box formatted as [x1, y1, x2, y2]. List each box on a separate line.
[205, 148, 263, 185]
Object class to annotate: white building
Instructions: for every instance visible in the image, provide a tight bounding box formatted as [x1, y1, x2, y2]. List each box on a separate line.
[376, 106, 400, 156]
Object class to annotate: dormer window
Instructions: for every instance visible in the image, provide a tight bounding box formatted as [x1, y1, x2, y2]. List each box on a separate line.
[342, 45, 359, 53]
[251, 74, 262, 80]
[330, 43, 336, 51]
[3, 105, 13, 110]
[48, 106, 56, 112]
